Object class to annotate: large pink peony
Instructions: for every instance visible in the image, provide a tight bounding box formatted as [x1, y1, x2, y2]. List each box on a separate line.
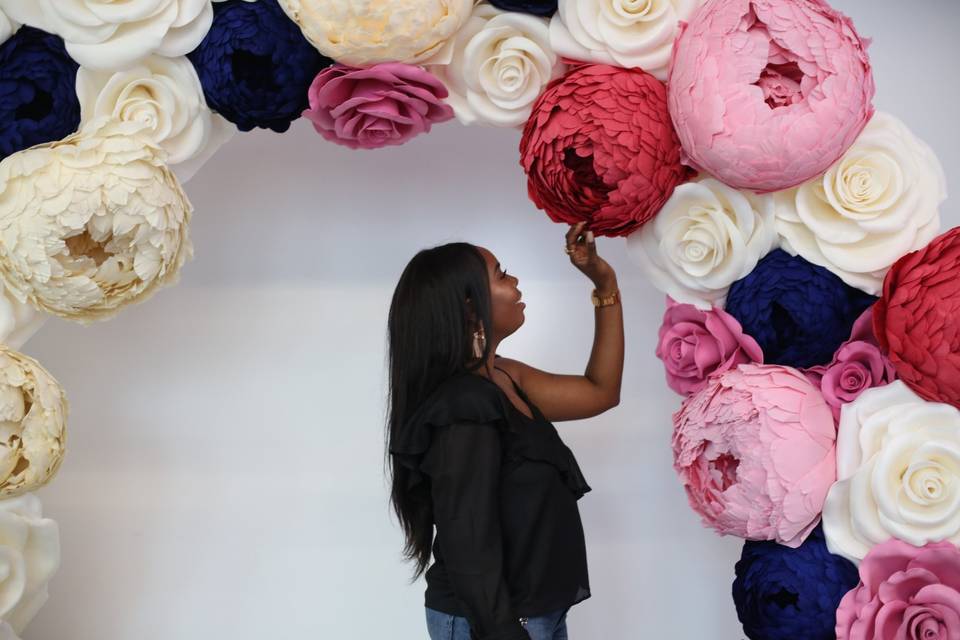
[668, 0, 875, 192]
[836, 539, 960, 640]
[672, 364, 836, 547]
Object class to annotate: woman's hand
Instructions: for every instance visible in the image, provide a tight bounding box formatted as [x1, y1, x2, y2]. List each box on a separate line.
[565, 222, 617, 292]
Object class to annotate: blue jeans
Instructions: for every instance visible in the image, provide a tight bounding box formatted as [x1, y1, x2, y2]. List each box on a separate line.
[425, 607, 569, 640]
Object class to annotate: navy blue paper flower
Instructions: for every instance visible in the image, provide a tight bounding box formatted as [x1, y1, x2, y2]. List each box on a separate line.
[0, 27, 80, 161]
[187, 0, 331, 133]
[488, 0, 557, 17]
[725, 250, 876, 369]
[732, 526, 859, 640]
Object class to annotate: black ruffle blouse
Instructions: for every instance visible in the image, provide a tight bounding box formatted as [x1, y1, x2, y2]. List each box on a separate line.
[391, 364, 591, 640]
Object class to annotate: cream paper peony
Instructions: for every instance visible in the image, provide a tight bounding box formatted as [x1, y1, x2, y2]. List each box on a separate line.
[822, 381, 960, 564]
[626, 177, 778, 309]
[0, 347, 65, 499]
[425, 4, 563, 127]
[0, 0, 213, 71]
[776, 112, 945, 295]
[0, 284, 43, 352]
[0, 494, 59, 635]
[549, 0, 699, 80]
[0, 117, 193, 323]
[278, 0, 474, 66]
[76, 55, 235, 183]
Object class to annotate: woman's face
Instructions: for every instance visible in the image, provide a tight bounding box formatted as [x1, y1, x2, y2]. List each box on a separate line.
[475, 246, 525, 339]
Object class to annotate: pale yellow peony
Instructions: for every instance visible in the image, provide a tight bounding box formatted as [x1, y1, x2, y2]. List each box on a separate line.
[0, 118, 194, 323]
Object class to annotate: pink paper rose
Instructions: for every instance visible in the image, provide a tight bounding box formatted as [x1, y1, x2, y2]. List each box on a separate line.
[303, 63, 454, 150]
[672, 364, 837, 547]
[656, 297, 763, 396]
[836, 539, 960, 640]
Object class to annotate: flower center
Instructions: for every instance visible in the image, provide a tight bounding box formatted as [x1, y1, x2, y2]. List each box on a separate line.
[610, 0, 667, 21]
[712, 453, 740, 492]
[746, 10, 818, 109]
[903, 461, 950, 505]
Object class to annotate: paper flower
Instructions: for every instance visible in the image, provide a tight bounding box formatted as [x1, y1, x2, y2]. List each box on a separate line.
[1, 0, 213, 71]
[549, 0, 699, 80]
[836, 539, 960, 640]
[777, 112, 945, 295]
[0, 622, 17, 640]
[0, 347, 65, 499]
[732, 525, 859, 640]
[873, 226, 960, 409]
[822, 381, 960, 564]
[673, 363, 836, 548]
[0, 493, 59, 635]
[490, 0, 556, 17]
[277, 0, 473, 66]
[668, 0, 875, 192]
[0, 117, 193, 323]
[0, 27, 79, 161]
[520, 63, 692, 237]
[424, 5, 564, 128]
[188, 0, 331, 133]
[303, 63, 454, 150]
[725, 250, 876, 369]
[76, 55, 235, 184]
[0, 9, 17, 45]
[626, 177, 777, 309]
[0, 283, 44, 351]
[656, 297, 763, 396]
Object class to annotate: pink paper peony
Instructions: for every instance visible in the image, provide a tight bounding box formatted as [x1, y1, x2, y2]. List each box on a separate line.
[656, 297, 763, 396]
[668, 0, 875, 192]
[302, 63, 454, 150]
[836, 539, 960, 640]
[672, 364, 837, 547]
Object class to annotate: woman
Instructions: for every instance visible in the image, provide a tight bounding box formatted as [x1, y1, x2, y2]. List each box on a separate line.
[387, 221, 624, 640]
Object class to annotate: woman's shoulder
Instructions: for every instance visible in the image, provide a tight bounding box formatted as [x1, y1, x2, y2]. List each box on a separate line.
[409, 372, 509, 430]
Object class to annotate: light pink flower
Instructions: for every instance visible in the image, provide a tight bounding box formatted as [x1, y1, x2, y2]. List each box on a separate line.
[672, 363, 836, 547]
[836, 539, 960, 640]
[656, 297, 763, 396]
[667, 0, 875, 192]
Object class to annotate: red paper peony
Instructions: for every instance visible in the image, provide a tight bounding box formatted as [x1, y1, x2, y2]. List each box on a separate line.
[519, 63, 693, 237]
[873, 226, 960, 408]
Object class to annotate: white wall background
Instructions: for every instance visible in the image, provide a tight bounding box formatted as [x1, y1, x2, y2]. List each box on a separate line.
[17, 1, 960, 637]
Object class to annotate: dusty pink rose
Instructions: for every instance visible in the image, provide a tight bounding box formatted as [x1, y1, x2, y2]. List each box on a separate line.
[836, 538, 960, 640]
[303, 62, 454, 150]
[656, 297, 763, 396]
[672, 363, 836, 547]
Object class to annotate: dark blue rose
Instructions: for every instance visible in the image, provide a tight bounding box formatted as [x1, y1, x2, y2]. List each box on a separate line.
[725, 250, 876, 369]
[187, 0, 331, 133]
[488, 0, 557, 17]
[0, 27, 80, 161]
[732, 526, 859, 640]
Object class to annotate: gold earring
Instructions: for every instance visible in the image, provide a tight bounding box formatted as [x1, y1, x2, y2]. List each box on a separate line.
[472, 329, 485, 358]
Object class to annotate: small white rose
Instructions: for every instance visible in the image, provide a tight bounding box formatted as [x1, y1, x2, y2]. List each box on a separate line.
[626, 177, 778, 309]
[0, 9, 17, 45]
[0, 282, 44, 352]
[0, 494, 59, 635]
[776, 111, 946, 295]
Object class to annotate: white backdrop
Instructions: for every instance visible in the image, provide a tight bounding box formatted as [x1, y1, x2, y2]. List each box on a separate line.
[18, 1, 960, 637]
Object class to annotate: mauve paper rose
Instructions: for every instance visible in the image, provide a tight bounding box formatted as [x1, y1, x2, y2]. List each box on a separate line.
[549, 0, 700, 80]
[873, 226, 960, 409]
[835, 539, 960, 640]
[822, 381, 960, 564]
[656, 297, 763, 396]
[777, 112, 945, 295]
[303, 63, 454, 150]
[668, 0, 875, 192]
[520, 63, 693, 237]
[673, 364, 836, 547]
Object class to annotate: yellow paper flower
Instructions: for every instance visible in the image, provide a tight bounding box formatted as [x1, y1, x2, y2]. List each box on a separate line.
[0, 117, 194, 323]
[277, 0, 474, 66]
[0, 347, 65, 500]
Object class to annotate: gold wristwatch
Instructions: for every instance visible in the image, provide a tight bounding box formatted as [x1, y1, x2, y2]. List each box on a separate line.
[591, 288, 620, 307]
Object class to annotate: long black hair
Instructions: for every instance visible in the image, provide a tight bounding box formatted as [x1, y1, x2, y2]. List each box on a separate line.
[386, 242, 494, 578]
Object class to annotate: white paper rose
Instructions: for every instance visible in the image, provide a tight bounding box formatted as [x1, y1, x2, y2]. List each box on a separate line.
[277, 0, 473, 66]
[76, 55, 235, 183]
[822, 381, 960, 564]
[425, 5, 563, 127]
[0, 117, 194, 323]
[0, 0, 213, 71]
[549, 0, 700, 80]
[0, 9, 17, 45]
[776, 111, 946, 295]
[0, 621, 17, 640]
[0, 494, 59, 635]
[0, 283, 43, 352]
[625, 177, 778, 309]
